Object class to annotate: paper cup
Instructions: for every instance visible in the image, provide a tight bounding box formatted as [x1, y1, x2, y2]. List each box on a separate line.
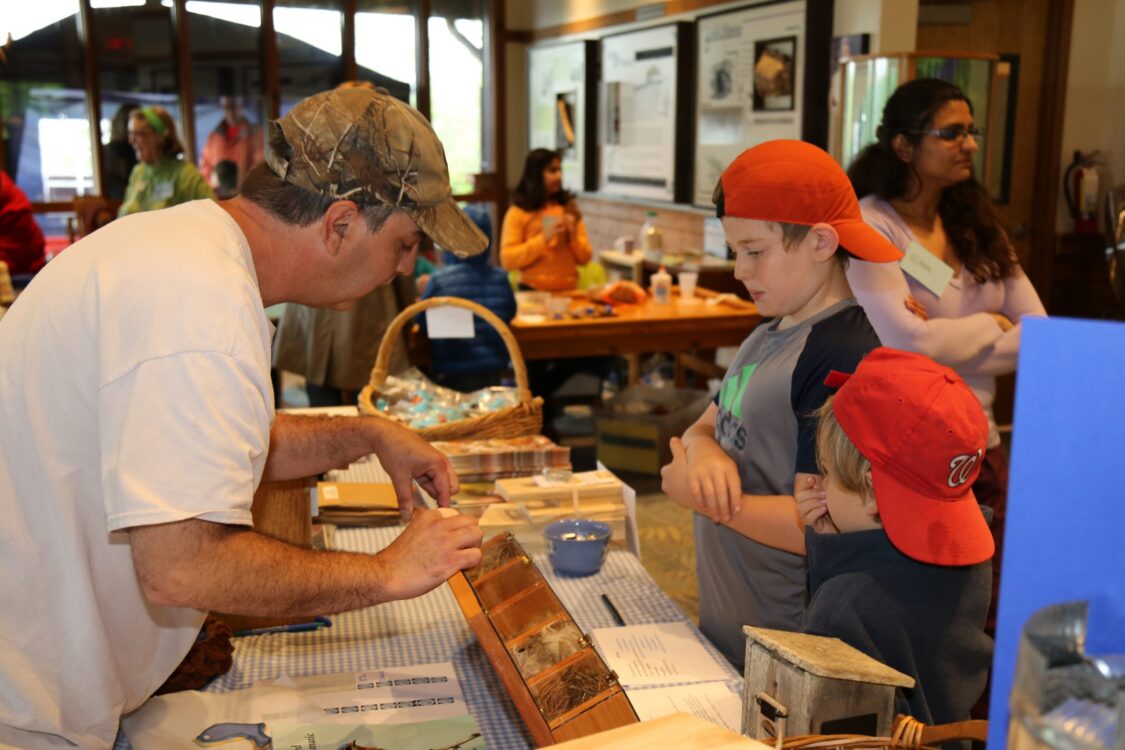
[678, 271, 699, 299]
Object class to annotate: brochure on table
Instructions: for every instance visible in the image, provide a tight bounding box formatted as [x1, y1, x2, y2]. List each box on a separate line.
[123, 662, 481, 749]
[694, 1, 806, 206]
[592, 621, 742, 733]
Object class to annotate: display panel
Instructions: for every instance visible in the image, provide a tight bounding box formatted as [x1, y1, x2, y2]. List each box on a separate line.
[693, 1, 805, 206]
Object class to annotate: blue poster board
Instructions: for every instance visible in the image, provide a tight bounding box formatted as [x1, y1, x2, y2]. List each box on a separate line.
[988, 317, 1125, 747]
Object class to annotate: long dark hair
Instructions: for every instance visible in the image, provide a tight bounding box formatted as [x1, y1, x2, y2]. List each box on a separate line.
[511, 148, 571, 211]
[847, 78, 1016, 282]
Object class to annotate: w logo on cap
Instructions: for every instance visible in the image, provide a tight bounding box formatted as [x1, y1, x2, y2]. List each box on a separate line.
[947, 449, 983, 488]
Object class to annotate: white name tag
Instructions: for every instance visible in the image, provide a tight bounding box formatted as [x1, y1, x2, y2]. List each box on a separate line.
[425, 306, 475, 339]
[899, 241, 954, 298]
[151, 180, 174, 202]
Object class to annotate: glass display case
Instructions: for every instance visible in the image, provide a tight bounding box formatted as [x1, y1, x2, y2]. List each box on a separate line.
[832, 52, 1006, 195]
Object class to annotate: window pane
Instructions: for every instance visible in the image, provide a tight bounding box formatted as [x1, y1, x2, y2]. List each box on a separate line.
[0, 0, 93, 202]
[355, 1, 416, 105]
[187, 0, 266, 194]
[274, 0, 343, 115]
[429, 0, 484, 195]
[94, 1, 181, 200]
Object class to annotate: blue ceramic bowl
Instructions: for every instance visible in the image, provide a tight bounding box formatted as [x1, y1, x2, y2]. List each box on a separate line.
[544, 519, 612, 576]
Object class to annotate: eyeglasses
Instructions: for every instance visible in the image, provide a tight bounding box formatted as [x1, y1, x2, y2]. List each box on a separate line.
[911, 125, 985, 143]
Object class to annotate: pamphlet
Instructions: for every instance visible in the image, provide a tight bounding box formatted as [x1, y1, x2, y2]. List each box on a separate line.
[123, 662, 472, 749]
[591, 621, 732, 686]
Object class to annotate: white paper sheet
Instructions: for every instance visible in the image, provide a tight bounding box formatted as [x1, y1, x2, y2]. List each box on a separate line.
[123, 663, 469, 749]
[591, 621, 731, 686]
[625, 681, 743, 733]
[425, 306, 475, 339]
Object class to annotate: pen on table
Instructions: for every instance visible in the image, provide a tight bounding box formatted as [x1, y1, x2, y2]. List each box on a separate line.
[234, 616, 332, 637]
[601, 594, 626, 627]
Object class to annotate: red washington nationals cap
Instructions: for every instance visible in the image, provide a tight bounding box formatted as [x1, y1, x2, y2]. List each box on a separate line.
[717, 140, 903, 263]
[829, 348, 994, 566]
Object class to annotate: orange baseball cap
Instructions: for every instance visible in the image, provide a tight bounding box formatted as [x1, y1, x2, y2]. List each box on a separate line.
[717, 140, 903, 263]
[828, 348, 994, 567]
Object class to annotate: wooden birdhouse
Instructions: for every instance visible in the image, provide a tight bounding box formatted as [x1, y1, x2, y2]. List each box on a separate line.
[741, 627, 915, 744]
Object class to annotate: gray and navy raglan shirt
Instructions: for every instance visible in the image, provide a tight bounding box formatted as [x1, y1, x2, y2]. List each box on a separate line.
[695, 298, 881, 669]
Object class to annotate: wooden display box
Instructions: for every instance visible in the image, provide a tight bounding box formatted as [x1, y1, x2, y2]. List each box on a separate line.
[448, 532, 639, 745]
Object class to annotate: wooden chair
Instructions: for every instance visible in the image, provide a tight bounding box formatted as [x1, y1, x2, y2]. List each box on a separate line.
[68, 196, 121, 241]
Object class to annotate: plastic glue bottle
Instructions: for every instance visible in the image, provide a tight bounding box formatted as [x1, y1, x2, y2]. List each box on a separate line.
[652, 265, 672, 304]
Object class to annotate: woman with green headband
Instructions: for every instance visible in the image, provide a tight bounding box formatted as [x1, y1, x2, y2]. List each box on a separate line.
[118, 105, 214, 217]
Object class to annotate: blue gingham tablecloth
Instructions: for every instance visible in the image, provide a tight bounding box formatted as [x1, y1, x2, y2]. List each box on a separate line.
[116, 526, 739, 749]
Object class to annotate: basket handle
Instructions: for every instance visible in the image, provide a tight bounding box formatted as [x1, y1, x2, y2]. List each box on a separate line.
[369, 296, 533, 404]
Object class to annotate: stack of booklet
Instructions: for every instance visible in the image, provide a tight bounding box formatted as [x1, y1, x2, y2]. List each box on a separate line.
[431, 435, 571, 483]
[314, 481, 400, 526]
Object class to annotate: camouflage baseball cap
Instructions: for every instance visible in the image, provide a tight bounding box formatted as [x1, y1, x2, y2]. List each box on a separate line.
[265, 87, 488, 256]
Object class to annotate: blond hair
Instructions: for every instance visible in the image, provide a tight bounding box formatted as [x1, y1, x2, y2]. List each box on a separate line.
[815, 397, 873, 501]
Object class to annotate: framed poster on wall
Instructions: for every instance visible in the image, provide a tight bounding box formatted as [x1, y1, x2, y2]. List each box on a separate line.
[599, 23, 693, 203]
[528, 41, 598, 193]
[693, 1, 806, 206]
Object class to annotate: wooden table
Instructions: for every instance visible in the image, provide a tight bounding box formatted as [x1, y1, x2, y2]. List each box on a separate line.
[509, 288, 760, 383]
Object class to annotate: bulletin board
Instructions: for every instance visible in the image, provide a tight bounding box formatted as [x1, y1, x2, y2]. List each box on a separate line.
[527, 41, 598, 193]
[599, 23, 694, 203]
[693, 1, 806, 206]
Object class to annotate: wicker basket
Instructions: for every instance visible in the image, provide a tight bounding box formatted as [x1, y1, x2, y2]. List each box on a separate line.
[358, 296, 544, 441]
[777, 715, 986, 750]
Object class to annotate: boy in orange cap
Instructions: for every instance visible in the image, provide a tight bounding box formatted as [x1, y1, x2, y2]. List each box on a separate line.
[661, 140, 903, 669]
[797, 347, 993, 725]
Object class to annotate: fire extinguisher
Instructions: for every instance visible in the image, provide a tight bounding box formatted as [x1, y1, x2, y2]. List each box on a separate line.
[1063, 150, 1101, 234]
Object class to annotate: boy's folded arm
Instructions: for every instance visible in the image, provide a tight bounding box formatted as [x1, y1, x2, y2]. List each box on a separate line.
[723, 480, 810, 556]
[675, 405, 744, 523]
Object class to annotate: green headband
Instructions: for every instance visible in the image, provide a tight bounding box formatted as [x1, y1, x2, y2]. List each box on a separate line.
[139, 107, 167, 136]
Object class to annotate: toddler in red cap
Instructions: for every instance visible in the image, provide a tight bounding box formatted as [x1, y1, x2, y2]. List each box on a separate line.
[661, 140, 902, 670]
[798, 347, 993, 726]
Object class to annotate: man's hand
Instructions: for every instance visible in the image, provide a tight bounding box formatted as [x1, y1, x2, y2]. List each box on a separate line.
[795, 474, 838, 534]
[370, 420, 459, 516]
[375, 509, 483, 601]
[665, 436, 742, 524]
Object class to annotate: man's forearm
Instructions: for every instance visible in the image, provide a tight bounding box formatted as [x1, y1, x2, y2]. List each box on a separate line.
[135, 520, 396, 617]
[133, 512, 481, 616]
[263, 413, 388, 481]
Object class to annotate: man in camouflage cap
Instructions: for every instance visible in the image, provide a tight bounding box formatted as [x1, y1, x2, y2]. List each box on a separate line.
[0, 87, 483, 747]
[266, 86, 487, 257]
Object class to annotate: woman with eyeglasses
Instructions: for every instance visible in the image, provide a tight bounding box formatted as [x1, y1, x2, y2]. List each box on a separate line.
[844, 77, 1045, 647]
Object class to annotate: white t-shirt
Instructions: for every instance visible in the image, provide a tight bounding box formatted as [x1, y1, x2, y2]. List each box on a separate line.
[0, 200, 275, 748]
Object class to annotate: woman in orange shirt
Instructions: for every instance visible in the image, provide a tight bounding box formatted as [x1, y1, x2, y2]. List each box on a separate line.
[500, 149, 592, 291]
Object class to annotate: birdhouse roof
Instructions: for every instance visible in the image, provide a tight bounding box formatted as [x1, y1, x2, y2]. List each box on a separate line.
[743, 627, 915, 688]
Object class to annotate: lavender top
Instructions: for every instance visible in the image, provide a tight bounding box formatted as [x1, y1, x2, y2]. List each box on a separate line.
[846, 195, 1047, 447]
